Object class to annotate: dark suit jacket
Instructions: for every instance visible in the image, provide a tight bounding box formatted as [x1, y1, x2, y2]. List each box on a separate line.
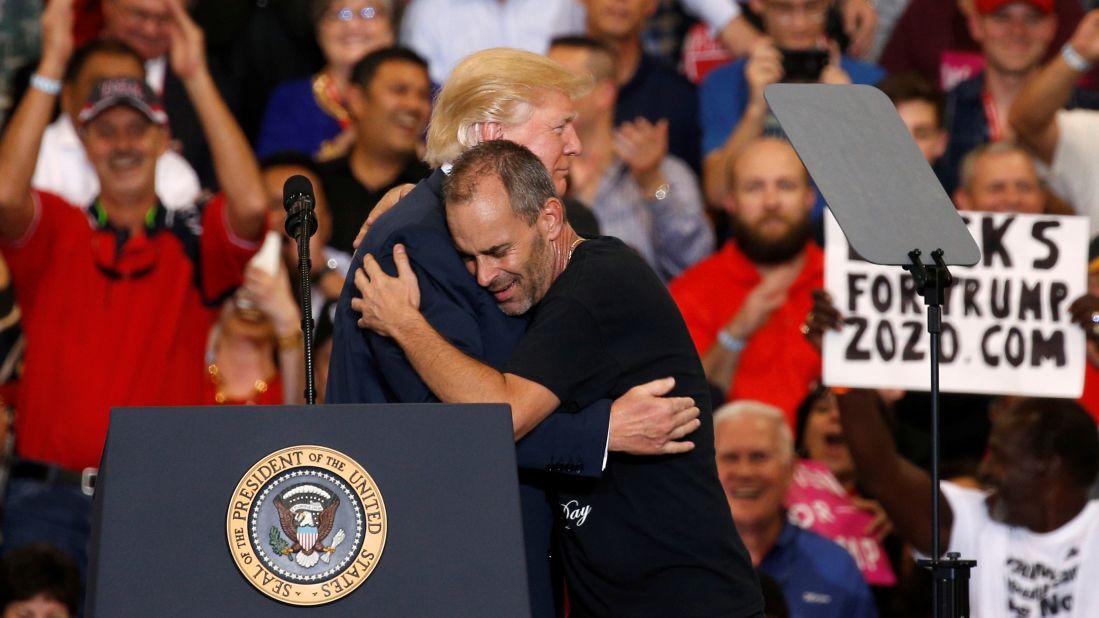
[327, 168, 610, 618]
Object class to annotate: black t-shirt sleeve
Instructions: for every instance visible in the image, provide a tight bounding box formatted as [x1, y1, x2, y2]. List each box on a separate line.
[506, 293, 605, 409]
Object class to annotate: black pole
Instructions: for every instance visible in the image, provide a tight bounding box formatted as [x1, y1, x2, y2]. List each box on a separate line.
[929, 296, 943, 615]
[907, 249, 975, 618]
[297, 215, 316, 405]
[283, 175, 319, 406]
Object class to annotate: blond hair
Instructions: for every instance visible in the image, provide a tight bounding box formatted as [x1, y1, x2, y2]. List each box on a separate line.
[424, 48, 592, 167]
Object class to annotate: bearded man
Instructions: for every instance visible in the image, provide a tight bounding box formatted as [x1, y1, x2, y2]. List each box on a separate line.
[670, 137, 821, 428]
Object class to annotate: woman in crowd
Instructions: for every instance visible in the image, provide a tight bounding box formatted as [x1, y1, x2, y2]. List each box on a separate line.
[205, 247, 305, 406]
[788, 385, 899, 596]
[256, 0, 395, 160]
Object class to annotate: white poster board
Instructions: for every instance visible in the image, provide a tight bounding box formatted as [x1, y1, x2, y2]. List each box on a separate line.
[823, 211, 1088, 397]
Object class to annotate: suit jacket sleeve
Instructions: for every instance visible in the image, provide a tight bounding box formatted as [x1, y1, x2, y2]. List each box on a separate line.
[516, 400, 609, 478]
[363, 225, 489, 403]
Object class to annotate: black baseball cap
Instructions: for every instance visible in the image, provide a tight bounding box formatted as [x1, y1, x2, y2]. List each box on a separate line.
[78, 77, 168, 126]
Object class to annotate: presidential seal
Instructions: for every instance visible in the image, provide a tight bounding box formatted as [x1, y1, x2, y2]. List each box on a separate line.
[227, 446, 386, 606]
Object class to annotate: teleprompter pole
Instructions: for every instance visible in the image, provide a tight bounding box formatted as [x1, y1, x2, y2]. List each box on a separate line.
[905, 249, 976, 618]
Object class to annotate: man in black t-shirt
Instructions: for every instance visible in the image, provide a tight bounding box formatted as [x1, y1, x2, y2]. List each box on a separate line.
[317, 47, 431, 254]
[353, 140, 762, 617]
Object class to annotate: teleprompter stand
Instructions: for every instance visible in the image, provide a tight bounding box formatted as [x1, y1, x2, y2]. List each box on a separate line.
[905, 249, 977, 617]
[766, 84, 982, 618]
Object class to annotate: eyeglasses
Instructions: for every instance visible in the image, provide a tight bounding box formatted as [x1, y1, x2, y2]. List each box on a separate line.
[325, 6, 384, 23]
[762, 0, 830, 24]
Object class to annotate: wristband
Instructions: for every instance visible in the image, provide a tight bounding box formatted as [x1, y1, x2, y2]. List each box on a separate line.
[30, 73, 62, 96]
[717, 329, 746, 354]
[1061, 43, 1092, 73]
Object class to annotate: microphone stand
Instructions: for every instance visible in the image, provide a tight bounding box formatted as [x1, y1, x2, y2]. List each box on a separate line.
[286, 195, 317, 405]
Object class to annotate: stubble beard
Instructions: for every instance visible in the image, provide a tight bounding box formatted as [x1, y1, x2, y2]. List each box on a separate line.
[497, 232, 552, 317]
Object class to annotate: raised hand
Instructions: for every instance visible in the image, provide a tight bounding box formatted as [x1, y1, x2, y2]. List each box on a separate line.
[1068, 293, 1099, 341]
[803, 288, 843, 351]
[853, 496, 894, 542]
[840, 0, 878, 59]
[1069, 10, 1099, 66]
[241, 263, 300, 336]
[614, 117, 669, 193]
[165, 0, 207, 81]
[745, 38, 783, 107]
[39, 0, 76, 75]
[819, 40, 852, 85]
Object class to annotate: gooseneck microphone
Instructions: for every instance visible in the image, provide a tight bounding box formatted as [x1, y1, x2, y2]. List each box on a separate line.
[282, 175, 318, 405]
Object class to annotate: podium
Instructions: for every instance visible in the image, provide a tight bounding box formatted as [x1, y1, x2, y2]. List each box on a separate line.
[85, 404, 532, 617]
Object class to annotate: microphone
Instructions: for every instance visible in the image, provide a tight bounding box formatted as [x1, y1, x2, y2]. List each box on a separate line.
[283, 174, 318, 239]
[281, 174, 319, 405]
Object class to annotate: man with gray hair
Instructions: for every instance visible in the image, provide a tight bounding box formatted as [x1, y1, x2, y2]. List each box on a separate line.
[714, 401, 876, 618]
[326, 48, 701, 618]
[952, 141, 1057, 215]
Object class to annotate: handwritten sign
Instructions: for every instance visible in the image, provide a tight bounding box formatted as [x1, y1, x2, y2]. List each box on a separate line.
[823, 212, 1088, 397]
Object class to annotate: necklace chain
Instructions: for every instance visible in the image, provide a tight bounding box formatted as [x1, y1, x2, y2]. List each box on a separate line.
[207, 362, 269, 404]
[568, 237, 585, 261]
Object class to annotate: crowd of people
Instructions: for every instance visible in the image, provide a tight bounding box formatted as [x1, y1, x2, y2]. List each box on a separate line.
[1, 0, 1099, 616]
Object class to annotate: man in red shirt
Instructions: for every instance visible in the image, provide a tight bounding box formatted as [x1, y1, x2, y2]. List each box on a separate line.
[0, 0, 266, 572]
[670, 137, 821, 428]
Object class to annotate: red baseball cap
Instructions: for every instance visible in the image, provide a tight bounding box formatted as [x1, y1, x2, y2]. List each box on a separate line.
[975, 0, 1053, 15]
